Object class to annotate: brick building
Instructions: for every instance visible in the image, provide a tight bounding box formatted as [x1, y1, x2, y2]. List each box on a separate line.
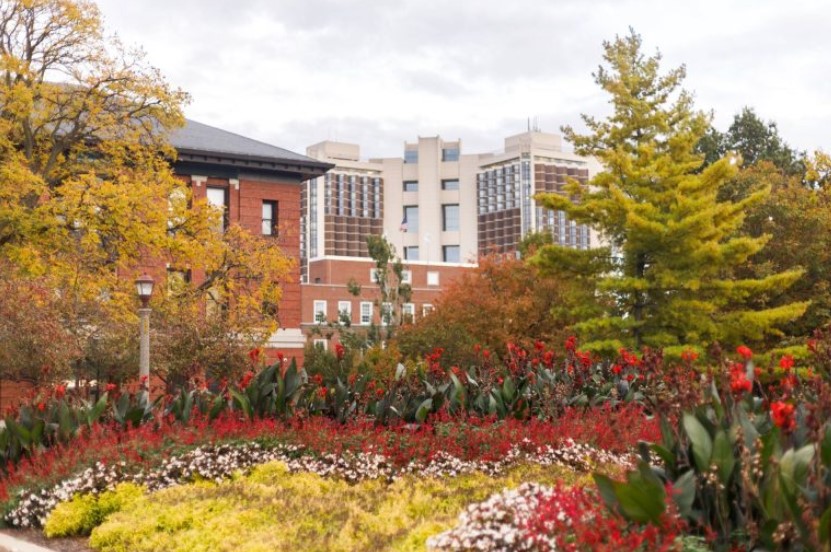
[169, 120, 331, 363]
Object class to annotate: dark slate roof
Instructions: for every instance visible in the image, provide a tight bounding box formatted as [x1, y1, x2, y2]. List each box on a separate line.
[170, 119, 331, 177]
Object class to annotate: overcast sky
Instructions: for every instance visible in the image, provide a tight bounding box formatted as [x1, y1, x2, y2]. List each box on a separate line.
[95, 0, 830, 159]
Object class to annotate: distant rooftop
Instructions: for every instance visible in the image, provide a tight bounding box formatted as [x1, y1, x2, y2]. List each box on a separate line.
[171, 120, 331, 177]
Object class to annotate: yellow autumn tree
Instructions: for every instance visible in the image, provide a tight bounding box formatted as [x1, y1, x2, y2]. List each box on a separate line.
[0, 0, 292, 385]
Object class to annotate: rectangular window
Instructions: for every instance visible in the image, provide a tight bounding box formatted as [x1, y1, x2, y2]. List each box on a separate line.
[206, 187, 229, 232]
[402, 303, 415, 324]
[443, 245, 461, 263]
[427, 271, 439, 286]
[401, 270, 412, 285]
[370, 268, 382, 284]
[262, 200, 278, 236]
[404, 149, 418, 164]
[442, 148, 460, 162]
[442, 204, 460, 231]
[381, 302, 393, 326]
[338, 300, 352, 323]
[403, 180, 419, 192]
[313, 338, 328, 351]
[442, 179, 460, 191]
[403, 206, 419, 233]
[166, 267, 191, 296]
[404, 246, 419, 261]
[360, 301, 373, 325]
[422, 304, 434, 317]
[313, 300, 327, 323]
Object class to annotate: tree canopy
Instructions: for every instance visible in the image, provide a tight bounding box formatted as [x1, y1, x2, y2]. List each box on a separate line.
[533, 30, 807, 355]
[0, 0, 292, 385]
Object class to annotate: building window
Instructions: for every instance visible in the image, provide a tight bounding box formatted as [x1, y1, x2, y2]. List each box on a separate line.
[403, 206, 419, 233]
[206, 187, 229, 232]
[443, 245, 461, 263]
[422, 304, 435, 317]
[338, 300, 352, 323]
[442, 179, 459, 191]
[404, 149, 418, 164]
[381, 302, 393, 326]
[313, 338, 328, 351]
[360, 301, 373, 325]
[403, 180, 418, 192]
[402, 303, 415, 324]
[427, 271, 439, 286]
[404, 246, 419, 261]
[166, 267, 191, 296]
[442, 204, 460, 231]
[313, 300, 327, 323]
[370, 268, 382, 284]
[262, 200, 278, 236]
[442, 147, 460, 162]
[401, 270, 412, 285]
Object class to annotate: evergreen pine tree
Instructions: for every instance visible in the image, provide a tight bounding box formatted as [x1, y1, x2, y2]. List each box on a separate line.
[533, 30, 807, 354]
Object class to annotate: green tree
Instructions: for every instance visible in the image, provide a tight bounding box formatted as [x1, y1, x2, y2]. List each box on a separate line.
[535, 30, 807, 355]
[697, 107, 802, 176]
[0, 0, 293, 384]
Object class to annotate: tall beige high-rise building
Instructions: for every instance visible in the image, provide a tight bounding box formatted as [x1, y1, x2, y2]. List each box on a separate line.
[299, 130, 600, 335]
[303, 130, 599, 275]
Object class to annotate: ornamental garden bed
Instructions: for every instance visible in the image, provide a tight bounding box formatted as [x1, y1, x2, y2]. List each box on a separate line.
[0, 337, 828, 550]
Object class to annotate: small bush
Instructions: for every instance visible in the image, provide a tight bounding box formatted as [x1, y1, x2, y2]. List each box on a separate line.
[44, 483, 144, 538]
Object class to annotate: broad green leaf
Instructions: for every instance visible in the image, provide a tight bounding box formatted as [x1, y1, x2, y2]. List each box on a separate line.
[712, 430, 735, 484]
[672, 470, 696, 517]
[822, 424, 831, 467]
[683, 413, 712, 472]
[593, 473, 619, 511]
[415, 398, 432, 423]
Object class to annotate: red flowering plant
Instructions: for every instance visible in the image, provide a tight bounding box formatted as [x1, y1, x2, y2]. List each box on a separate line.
[592, 342, 831, 550]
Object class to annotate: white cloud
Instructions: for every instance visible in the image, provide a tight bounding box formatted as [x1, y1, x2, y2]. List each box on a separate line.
[97, 0, 831, 157]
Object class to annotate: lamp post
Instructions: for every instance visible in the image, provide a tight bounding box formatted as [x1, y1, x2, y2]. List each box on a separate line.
[135, 274, 154, 402]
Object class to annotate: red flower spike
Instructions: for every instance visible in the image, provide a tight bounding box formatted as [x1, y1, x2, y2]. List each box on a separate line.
[736, 345, 753, 360]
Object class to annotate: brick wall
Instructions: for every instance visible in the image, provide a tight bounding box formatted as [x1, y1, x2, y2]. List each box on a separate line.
[302, 258, 474, 333]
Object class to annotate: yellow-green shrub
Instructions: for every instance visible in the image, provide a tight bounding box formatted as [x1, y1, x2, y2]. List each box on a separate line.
[44, 483, 144, 538]
[88, 461, 583, 552]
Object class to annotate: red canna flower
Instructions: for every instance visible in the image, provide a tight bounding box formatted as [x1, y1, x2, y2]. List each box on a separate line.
[248, 348, 262, 363]
[680, 349, 698, 362]
[779, 355, 794, 371]
[239, 370, 255, 390]
[770, 401, 796, 432]
[105, 383, 118, 393]
[36, 402, 45, 412]
[334, 343, 345, 361]
[317, 387, 327, 399]
[736, 345, 753, 360]
[54, 384, 66, 400]
[565, 336, 577, 352]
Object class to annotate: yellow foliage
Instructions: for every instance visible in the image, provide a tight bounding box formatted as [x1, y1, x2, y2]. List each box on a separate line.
[86, 461, 585, 552]
[44, 483, 144, 538]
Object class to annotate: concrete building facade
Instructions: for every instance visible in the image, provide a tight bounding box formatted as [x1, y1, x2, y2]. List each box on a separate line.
[300, 130, 600, 343]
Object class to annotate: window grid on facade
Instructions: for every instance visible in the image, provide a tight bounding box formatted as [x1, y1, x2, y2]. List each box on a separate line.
[262, 200, 278, 236]
[442, 147, 460, 162]
[443, 245, 460, 263]
[360, 302, 373, 325]
[442, 179, 460, 191]
[337, 300, 352, 323]
[442, 204, 460, 232]
[403, 206, 419, 233]
[403, 180, 418, 192]
[313, 300, 327, 323]
[206, 187, 228, 232]
[404, 246, 419, 261]
[402, 303, 415, 323]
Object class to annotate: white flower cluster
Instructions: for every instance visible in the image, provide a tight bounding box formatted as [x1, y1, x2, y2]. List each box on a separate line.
[426, 483, 562, 551]
[4, 439, 632, 530]
[5, 461, 124, 528]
